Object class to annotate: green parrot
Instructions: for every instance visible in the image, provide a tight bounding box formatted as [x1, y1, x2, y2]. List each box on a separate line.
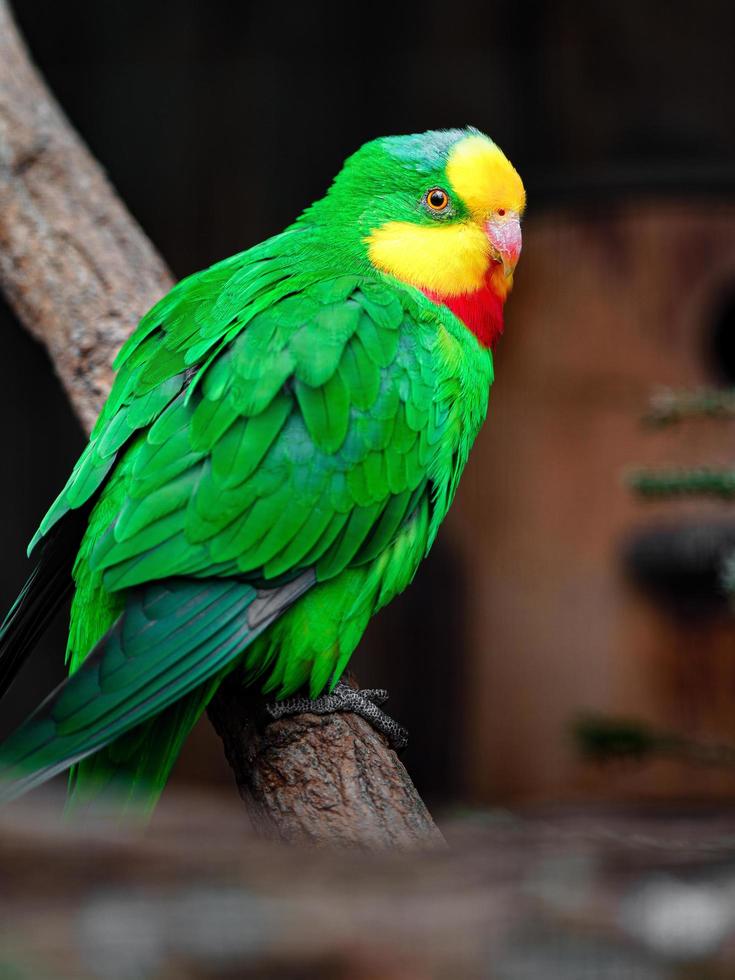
[0, 127, 525, 812]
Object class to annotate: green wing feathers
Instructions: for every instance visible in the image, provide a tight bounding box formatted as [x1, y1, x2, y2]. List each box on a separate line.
[38, 271, 454, 599]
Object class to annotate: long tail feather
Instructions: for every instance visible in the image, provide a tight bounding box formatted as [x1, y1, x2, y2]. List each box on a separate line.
[66, 679, 219, 816]
[0, 572, 314, 802]
[0, 510, 88, 699]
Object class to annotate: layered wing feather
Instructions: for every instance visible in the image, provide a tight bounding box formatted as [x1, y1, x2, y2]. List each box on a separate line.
[33, 252, 450, 600]
[28, 229, 308, 555]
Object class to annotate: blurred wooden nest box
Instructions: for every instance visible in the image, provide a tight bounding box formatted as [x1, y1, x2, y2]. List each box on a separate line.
[452, 192, 735, 803]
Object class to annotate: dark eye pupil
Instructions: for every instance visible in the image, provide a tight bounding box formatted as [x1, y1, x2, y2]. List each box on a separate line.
[429, 190, 446, 208]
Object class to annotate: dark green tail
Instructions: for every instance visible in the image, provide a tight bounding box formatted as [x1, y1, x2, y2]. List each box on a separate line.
[0, 513, 88, 700]
[66, 680, 220, 816]
[0, 573, 314, 806]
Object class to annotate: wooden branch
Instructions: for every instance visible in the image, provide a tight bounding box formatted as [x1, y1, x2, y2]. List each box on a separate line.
[208, 675, 444, 849]
[0, 0, 442, 848]
[0, 2, 173, 431]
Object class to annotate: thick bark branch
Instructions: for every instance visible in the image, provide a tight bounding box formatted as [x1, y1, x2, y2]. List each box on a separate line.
[208, 676, 444, 849]
[0, 2, 173, 431]
[0, 0, 442, 848]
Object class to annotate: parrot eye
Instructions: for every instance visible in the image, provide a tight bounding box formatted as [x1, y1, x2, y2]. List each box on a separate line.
[424, 188, 450, 213]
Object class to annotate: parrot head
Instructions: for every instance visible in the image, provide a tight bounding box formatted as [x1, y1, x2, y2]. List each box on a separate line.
[306, 128, 525, 348]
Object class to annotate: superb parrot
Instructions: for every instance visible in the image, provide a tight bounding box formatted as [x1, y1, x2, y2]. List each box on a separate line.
[0, 128, 524, 812]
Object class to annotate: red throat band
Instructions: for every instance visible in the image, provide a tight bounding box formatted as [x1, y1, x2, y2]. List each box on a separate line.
[421, 269, 505, 349]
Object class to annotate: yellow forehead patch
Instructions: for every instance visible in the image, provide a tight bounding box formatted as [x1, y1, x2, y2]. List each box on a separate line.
[446, 135, 525, 218]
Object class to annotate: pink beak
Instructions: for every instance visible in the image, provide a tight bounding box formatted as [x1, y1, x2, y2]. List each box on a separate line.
[485, 212, 522, 278]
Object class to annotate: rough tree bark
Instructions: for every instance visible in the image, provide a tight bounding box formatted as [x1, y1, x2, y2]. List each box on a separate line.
[0, 0, 443, 849]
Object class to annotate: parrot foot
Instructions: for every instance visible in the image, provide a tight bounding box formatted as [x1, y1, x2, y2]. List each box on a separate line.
[263, 681, 408, 751]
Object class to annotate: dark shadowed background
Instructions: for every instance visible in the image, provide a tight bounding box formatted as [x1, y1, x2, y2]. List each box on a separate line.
[2, 0, 735, 807]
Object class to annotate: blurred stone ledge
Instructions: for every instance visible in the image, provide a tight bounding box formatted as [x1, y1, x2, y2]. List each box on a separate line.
[2, 792, 735, 979]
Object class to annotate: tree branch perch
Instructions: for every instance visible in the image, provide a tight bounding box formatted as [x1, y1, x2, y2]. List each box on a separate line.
[0, 0, 442, 848]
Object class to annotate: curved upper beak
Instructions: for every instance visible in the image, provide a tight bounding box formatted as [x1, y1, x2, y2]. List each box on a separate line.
[485, 211, 522, 278]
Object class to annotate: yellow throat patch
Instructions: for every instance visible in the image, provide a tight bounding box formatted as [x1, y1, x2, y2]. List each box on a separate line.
[366, 135, 525, 297]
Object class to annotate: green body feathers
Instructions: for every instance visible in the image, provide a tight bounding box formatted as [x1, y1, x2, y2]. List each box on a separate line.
[0, 128, 508, 811]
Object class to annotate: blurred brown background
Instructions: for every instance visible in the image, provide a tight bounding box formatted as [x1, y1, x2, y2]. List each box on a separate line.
[1, 0, 735, 808]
